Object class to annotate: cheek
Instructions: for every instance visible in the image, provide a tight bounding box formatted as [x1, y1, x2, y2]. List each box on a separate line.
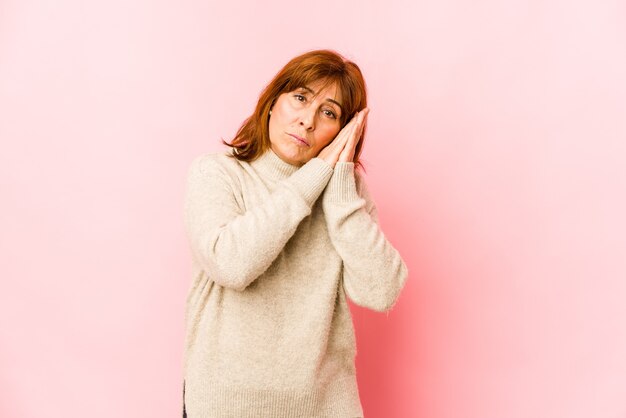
[269, 104, 289, 131]
[275, 97, 297, 120]
[320, 125, 340, 145]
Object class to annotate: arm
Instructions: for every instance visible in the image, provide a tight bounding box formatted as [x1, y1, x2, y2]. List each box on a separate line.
[183, 154, 333, 291]
[322, 162, 409, 312]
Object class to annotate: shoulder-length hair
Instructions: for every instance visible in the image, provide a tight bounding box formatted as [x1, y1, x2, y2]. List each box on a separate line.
[222, 49, 368, 171]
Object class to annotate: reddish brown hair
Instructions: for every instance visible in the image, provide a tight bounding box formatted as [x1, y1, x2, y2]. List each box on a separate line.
[222, 49, 368, 171]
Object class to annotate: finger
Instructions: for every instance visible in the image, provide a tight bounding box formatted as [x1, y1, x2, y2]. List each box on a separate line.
[340, 109, 368, 162]
[349, 110, 366, 144]
[358, 108, 369, 125]
[328, 121, 356, 160]
[345, 111, 360, 129]
[338, 143, 352, 162]
[329, 110, 361, 161]
[355, 108, 369, 138]
[339, 125, 359, 161]
[340, 115, 359, 144]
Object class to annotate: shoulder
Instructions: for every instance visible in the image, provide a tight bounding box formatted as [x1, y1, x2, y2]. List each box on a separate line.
[187, 150, 243, 177]
[184, 151, 247, 195]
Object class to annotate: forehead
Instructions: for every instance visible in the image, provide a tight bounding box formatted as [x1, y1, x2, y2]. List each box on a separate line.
[298, 79, 342, 103]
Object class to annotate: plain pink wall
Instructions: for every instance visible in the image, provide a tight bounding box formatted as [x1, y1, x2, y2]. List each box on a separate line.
[2, 0, 625, 417]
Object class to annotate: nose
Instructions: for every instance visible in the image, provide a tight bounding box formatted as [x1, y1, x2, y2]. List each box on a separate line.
[298, 107, 316, 130]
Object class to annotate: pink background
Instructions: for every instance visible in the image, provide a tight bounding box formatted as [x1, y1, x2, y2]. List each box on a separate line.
[1, 0, 625, 417]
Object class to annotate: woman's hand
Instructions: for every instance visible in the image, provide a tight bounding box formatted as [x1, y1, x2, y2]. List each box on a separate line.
[317, 108, 369, 168]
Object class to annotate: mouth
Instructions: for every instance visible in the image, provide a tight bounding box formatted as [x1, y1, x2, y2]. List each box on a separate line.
[288, 133, 310, 147]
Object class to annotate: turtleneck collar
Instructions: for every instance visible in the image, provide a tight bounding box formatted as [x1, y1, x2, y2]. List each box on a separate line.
[249, 147, 301, 181]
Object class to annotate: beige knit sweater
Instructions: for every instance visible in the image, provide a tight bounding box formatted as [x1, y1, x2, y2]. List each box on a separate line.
[181, 147, 408, 417]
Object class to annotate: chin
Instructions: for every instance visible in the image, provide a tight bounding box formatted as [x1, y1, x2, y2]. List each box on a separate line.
[284, 150, 306, 165]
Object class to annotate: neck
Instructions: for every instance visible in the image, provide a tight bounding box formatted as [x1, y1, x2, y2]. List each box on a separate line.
[249, 147, 301, 181]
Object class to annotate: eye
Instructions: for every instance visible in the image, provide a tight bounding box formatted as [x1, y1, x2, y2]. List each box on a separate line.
[322, 109, 337, 119]
[293, 94, 306, 102]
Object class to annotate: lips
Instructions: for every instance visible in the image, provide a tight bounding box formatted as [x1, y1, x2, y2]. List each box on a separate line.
[288, 133, 310, 146]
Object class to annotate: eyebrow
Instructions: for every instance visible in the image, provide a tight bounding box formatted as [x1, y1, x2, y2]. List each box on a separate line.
[300, 86, 343, 113]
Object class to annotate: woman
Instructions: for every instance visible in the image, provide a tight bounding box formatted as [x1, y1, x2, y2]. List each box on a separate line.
[182, 49, 408, 417]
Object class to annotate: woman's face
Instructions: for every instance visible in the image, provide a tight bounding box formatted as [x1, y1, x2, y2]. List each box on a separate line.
[268, 79, 343, 167]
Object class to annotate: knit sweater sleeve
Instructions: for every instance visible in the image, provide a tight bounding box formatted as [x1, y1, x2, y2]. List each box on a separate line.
[321, 162, 409, 312]
[183, 154, 333, 291]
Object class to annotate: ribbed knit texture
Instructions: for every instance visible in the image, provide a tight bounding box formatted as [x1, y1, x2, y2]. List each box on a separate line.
[181, 147, 409, 417]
